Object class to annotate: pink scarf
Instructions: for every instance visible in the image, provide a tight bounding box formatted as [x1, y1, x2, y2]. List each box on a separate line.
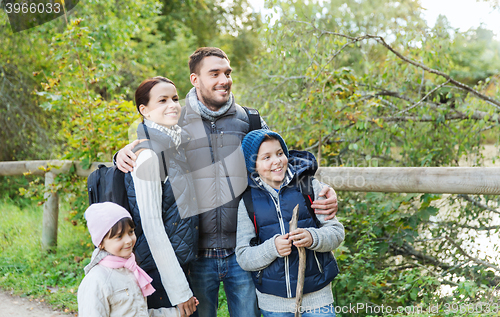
[99, 253, 155, 297]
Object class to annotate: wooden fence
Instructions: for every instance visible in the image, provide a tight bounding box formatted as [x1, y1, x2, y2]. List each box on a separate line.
[0, 160, 111, 252]
[2, 160, 500, 252]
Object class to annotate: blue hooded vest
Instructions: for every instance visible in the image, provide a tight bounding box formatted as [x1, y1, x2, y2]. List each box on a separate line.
[248, 150, 339, 298]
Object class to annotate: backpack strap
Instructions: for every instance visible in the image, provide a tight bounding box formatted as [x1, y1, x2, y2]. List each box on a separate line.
[243, 107, 262, 132]
[98, 164, 108, 203]
[242, 187, 260, 246]
[87, 164, 106, 205]
[298, 175, 321, 228]
[131, 125, 168, 180]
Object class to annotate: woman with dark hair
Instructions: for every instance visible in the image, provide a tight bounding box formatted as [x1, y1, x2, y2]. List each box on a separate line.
[125, 76, 199, 317]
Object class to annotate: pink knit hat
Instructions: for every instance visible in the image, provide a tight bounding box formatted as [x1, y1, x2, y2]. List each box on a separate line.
[84, 202, 132, 247]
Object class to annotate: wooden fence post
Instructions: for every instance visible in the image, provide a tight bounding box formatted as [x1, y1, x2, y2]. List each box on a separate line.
[42, 171, 59, 252]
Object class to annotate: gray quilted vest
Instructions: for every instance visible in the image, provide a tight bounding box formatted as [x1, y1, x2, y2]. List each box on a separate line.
[178, 98, 250, 249]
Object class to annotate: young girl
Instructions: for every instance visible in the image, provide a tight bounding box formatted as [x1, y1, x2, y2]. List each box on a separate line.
[124, 76, 199, 316]
[236, 130, 345, 317]
[78, 202, 154, 317]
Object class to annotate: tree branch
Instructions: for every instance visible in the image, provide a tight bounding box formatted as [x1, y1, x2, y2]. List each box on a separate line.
[291, 20, 500, 109]
[445, 236, 500, 273]
[424, 220, 500, 231]
[373, 36, 500, 110]
[395, 79, 450, 116]
[390, 241, 451, 271]
[458, 194, 500, 216]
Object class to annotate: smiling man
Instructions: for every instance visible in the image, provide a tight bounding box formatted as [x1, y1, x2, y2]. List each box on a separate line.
[190, 54, 233, 111]
[116, 47, 338, 317]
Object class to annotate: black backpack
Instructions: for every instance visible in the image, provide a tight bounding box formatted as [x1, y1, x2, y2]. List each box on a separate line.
[87, 126, 157, 212]
[87, 164, 130, 211]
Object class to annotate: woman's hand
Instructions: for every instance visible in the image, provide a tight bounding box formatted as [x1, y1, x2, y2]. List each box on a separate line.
[116, 139, 141, 173]
[177, 296, 199, 317]
[275, 233, 292, 256]
[289, 228, 313, 248]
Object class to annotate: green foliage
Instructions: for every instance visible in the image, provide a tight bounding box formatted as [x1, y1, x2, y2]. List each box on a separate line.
[3, 0, 500, 314]
[239, 0, 500, 314]
[25, 0, 160, 219]
[157, 0, 263, 92]
[0, 200, 93, 313]
[0, 176, 38, 208]
[37, 0, 160, 164]
[0, 8, 61, 161]
[217, 282, 230, 317]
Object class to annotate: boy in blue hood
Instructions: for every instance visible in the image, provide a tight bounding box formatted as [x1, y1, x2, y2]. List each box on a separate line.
[236, 130, 345, 317]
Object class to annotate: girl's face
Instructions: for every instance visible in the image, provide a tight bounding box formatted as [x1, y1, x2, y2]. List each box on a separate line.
[100, 222, 136, 258]
[139, 82, 181, 128]
[255, 139, 288, 189]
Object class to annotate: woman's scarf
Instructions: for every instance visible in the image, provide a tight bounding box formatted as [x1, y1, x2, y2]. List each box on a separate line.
[144, 118, 182, 149]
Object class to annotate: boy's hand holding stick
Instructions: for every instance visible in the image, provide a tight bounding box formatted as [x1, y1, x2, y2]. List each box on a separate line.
[289, 204, 305, 317]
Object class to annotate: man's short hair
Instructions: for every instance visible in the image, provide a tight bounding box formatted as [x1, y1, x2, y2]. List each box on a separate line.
[189, 47, 230, 75]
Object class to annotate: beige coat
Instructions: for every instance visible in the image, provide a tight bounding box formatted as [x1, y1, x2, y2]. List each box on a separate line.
[77, 249, 149, 317]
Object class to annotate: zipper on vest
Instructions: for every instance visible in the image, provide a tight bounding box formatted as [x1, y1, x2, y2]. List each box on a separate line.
[255, 270, 263, 285]
[271, 195, 286, 235]
[210, 120, 223, 247]
[270, 192, 292, 298]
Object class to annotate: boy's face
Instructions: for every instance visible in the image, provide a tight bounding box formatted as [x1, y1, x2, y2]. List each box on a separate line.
[100, 223, 136, 258]
[255, 139, 288, 189]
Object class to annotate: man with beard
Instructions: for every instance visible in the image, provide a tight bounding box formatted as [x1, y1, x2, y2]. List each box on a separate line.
[116, 47, 338, 317]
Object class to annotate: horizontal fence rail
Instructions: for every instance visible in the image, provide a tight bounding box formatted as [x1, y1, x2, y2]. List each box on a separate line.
[3, 160, 500, 195]
[0, 160, 111, 177]
[3, 160, 500, 252]
[316, 167, 500, 195]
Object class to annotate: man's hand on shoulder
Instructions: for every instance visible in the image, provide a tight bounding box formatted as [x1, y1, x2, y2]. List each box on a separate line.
[116, 139, 141, 173]
[311, 186, 338, 220]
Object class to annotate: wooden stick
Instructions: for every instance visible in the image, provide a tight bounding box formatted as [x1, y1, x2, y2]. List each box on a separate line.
[289, 204, 305, 317]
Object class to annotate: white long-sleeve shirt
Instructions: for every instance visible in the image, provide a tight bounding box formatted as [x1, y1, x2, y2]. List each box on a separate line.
[131, 149, 193, 307]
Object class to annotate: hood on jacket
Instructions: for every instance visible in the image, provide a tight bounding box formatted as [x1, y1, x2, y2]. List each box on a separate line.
[248, 150, 318, 189]
[84, 248, 110, 275]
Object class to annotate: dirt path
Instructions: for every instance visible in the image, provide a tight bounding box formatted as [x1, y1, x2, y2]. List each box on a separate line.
[0, 290, 71, 317]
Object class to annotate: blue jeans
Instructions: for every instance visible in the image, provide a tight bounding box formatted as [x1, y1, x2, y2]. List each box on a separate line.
[261, 305, 336, 317]
[189, 253, 260, 317]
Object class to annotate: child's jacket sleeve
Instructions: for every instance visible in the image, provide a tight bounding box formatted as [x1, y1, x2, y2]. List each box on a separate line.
[306, 178, 345, 252]
[235, 198, 283, 271]
[77, 274, 111, 317]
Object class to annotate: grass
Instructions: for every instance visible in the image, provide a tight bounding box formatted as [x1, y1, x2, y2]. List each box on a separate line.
[0, 198, 92, 313]
[0, 198, 231, 316]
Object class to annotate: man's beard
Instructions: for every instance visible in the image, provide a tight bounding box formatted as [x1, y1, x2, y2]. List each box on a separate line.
[199, 82, 230, 110]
